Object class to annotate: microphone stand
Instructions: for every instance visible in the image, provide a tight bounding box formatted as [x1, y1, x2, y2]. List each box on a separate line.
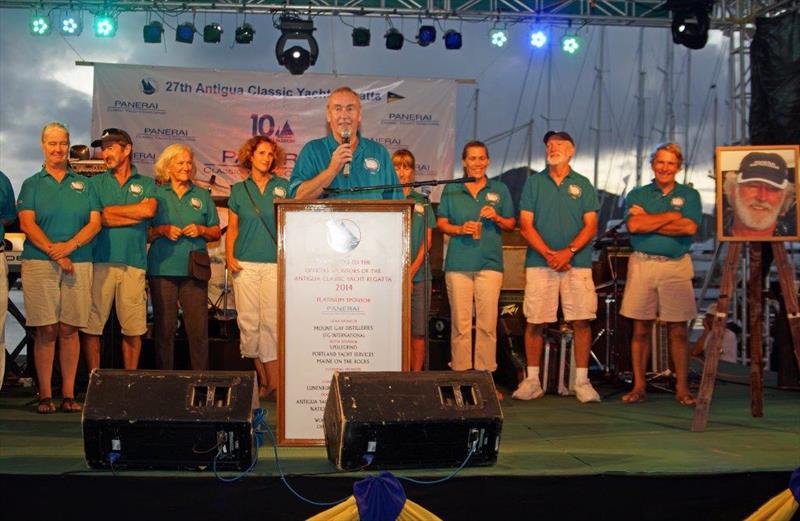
[325, 176, 477, 371]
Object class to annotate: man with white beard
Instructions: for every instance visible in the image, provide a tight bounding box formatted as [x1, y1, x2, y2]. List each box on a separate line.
[722, 152, 796, 238]
[512, 131, 602, 403]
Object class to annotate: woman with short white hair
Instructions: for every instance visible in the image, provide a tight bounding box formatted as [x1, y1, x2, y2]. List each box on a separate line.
[148, 144, 221, 370]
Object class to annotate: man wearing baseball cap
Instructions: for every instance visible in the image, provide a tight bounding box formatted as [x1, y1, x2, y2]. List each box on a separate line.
[512, 130, 602, 403]
[81, 128, 157, 371]
[722, 151, 796, 238]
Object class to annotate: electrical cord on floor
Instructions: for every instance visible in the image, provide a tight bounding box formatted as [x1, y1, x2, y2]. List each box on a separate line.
[260, 410, 351, 507]
[395, 448, 476, 485]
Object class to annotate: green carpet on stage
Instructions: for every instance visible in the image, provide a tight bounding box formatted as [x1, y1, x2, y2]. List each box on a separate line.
[1, 375, 798, 478]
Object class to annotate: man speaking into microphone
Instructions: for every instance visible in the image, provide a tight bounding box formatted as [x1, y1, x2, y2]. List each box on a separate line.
[289, 86, 403, 200]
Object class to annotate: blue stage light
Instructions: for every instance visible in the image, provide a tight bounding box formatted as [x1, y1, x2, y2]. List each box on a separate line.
[444, 30, 462, 50]
[60, 15, 83, 36]
[143, 21, 164, 43]
[417, 25, 436, 46]
[176, 22, 195, 43]
[562, 35, 581, 54]
[530, 30, 547, 48]
[94, 15, 117, 38]
[30, 15, 51, 36]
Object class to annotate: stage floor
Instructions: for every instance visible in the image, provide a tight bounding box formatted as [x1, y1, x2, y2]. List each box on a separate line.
[1, 366, 798, 520]
[1, 371, 798, 478]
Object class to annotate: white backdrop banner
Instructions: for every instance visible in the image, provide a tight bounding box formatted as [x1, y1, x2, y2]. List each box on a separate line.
[92, 64, 456, 200]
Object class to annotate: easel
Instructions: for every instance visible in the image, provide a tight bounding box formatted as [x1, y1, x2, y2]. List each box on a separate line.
[692, 242, 800, 431]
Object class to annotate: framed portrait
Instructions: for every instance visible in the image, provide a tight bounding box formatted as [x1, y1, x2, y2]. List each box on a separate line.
[716, 145, 799, 242]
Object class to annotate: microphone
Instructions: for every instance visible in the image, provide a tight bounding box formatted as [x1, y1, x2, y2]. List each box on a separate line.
[341, 129, 351, 177]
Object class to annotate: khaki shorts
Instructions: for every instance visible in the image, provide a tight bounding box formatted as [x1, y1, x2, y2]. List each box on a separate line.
[620, 252, 696, 322]
[22, 259, 92, 328]
[523, 267, 597, 324]
[82, 263, 148, 336]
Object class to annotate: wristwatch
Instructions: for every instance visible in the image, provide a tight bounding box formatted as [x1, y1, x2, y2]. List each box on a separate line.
[568, 246, 578, 254]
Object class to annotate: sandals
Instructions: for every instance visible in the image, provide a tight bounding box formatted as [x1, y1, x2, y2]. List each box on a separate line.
[60, 397, 82, 413]
[37, 397, 56, 414]
[621, 391, 647, 404]
[258, 385, 277, 401]
[675, 394, 697, 407]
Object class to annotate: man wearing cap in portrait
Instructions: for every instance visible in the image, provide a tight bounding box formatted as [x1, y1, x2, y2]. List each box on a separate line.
[512, 130, 602, 403]
[81, 128, 157, 371]
[722, 151, 796, 238]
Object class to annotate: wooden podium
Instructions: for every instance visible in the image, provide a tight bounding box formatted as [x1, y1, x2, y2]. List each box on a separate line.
[275, 199, 413, 445]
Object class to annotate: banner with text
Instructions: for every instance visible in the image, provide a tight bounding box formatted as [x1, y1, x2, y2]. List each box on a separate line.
[92, 64, 456, 200]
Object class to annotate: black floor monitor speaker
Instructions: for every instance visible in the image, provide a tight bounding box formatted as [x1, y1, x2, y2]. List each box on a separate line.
[82, 369, 258, 471]
[324, 370, 503, 471]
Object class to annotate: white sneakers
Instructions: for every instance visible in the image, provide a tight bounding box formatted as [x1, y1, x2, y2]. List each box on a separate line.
[511, 378, 544, 400]
[512, 378, 602, 403]
[574, 381, 601, 403]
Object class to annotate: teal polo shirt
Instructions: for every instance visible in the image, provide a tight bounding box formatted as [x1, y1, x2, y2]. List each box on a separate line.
[519, 169, 599, 269]
[90, 166, 157, 269]
[288, 133, 403, 200]
[408, 190, 436, 283]
[437, 178, 514, 272]
[228, 176, 289, 263]
[0, 171, 16, 238]
[147, 184, 219, 277]
[626, 181, 701, 258]
[17, 168, 99, 263]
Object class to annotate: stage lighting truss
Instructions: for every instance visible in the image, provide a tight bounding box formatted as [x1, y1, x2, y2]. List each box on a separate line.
[176, 22, 196, 43]
[489, 27, 508, 48]
[385, 27, 403, 50]
[94, 13, 117, 38]
[530, 29, 547, 49]
[143, 20, 164, 43]
[444, 29, 462, 50]
[417, 24, 436, 46]
[561, 34, 582, 54]
[668, 0, 713, 50]
[203, 23, 223, 43]
[275, 17, 318, 75]
[235, 22, 254, 44]
[352, 26, 370, 47]
[59, 12, 83, 36]
[29, 14, 51, 36]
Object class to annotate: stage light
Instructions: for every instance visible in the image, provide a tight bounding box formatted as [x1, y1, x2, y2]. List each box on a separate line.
[93, 15, 117, 38]
[530, 30, 547, 48]
[444, 30, 462, 50]
[385, 28, 404, 50]
[235, 22, 255, 44]
[59, 14, 83, 36]
[143, 21, 164, 43]
[203, 23, 222, 43]
[561, 35, 581, 54]
[176, 22, 195, 43]
[29, 15, 51, 36]
[417, 25, 436, 46]
[489, 28, 507, 48]
[275, 17, 318, 75]
[669, 0, 712, 50]
[352, 27, 370, 47]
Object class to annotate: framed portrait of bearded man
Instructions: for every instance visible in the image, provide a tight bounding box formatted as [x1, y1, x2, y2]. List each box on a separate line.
[716, 145, 799, 242]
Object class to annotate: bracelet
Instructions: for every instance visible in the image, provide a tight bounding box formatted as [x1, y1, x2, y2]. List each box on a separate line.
[74, 238, 82, 248]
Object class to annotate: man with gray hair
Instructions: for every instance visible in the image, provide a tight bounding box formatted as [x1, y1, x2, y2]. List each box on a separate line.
[619, 142, 701, 406]
[722, 151, 796, 238]
[289, 86, 402, 200]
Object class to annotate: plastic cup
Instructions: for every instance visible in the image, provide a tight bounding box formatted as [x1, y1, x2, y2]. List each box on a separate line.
[472, 220, 482, 240]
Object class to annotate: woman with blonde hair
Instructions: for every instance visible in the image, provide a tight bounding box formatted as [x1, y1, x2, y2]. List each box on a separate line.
[148, 144, 221, 370]
[226, 136, 288, 398]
